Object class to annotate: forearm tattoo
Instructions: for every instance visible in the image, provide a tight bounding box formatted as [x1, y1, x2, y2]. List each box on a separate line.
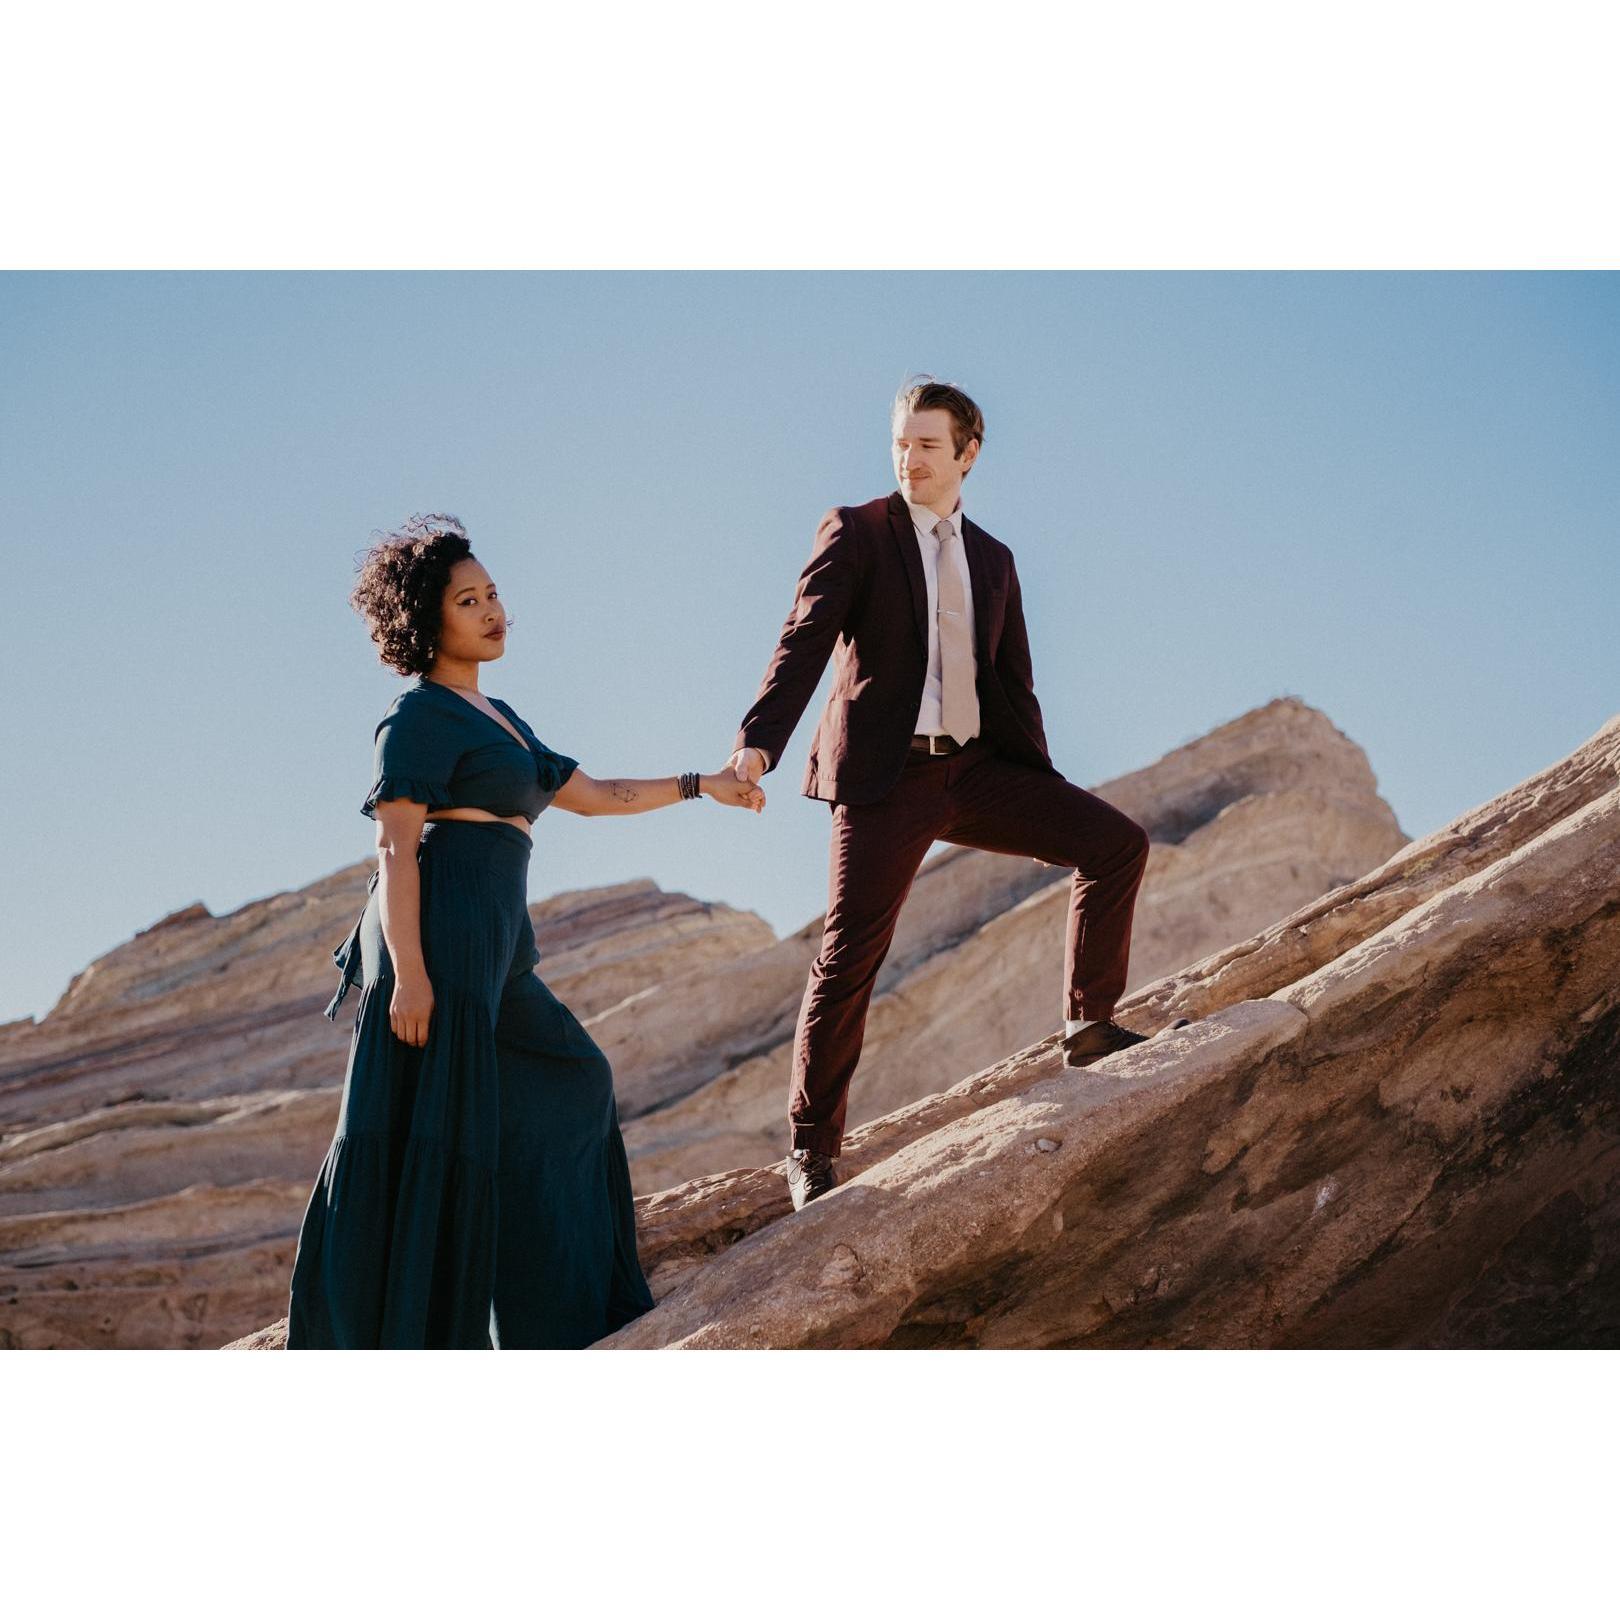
[604, 780, 639, 805]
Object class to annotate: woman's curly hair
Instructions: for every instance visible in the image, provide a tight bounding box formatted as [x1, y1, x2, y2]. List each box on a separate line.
[350, 514, 474, 676]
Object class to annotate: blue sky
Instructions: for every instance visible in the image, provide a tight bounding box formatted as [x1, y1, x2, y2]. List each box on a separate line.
[2, 271, 1616, 1027]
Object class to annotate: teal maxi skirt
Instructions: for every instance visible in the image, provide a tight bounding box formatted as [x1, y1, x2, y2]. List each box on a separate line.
[287, 820, 655, 1348]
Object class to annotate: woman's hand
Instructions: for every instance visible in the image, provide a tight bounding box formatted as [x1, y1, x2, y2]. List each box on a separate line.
[704, 771, 766, 813]
[390, 971, 435, 1047]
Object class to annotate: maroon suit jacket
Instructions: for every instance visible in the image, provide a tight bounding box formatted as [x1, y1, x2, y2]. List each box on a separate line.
[734, 491, 1056, 805]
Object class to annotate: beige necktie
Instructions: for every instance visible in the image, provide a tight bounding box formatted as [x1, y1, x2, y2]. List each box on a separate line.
[934, 518, 980, 746]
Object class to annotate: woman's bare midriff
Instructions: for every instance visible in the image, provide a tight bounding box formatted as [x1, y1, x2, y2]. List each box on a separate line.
[424, 808, 533, 833]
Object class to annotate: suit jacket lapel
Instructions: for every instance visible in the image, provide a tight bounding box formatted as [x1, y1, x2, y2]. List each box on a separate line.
[961, 516, 995, 659]
[886, 491, 929, 655]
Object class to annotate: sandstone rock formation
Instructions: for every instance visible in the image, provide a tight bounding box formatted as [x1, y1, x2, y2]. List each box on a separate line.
[5, 696, 1419, 1350]
[608, 697, 1406, 1188]
[0, 876, 772, 1349]
[227, 710, 1620, 1350]
[594, 710, 1620, 1347]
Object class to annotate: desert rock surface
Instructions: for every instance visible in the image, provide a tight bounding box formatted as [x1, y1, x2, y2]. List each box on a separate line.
[613, 698, 1406, 1188]
[599, 711, 1620, 1347]
[226, 710, 1620, 1349]
[0, 877, 771, 1349]
[5, 697, 1421, 1349]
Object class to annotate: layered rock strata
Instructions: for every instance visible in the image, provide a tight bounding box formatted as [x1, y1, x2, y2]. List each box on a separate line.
[607, 698, 1406, 1188]
[232, 712, 1619, 1348]
[594, 713, 1620, 1347]
[0, 877, 772, 1349]
[4, 697, 1433, 1350]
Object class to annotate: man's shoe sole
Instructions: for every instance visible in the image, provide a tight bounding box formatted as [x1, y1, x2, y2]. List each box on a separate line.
[1062, 1049, 1110, 1070]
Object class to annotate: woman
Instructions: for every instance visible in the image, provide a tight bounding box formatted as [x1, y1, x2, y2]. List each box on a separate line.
[287, 514, 763, 1349]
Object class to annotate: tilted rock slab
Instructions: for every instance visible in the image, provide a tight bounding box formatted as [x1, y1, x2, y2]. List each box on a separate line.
[602, 696, 1407, 1189]
[619, 776, 1402, 1191]
[601, 712, 1620, 1309]
[596, 722, 1620, 1347]
[228, 716, 1620, 1350]
[227, 717, 1620, 1351]
[12, 697, 1401, 1349]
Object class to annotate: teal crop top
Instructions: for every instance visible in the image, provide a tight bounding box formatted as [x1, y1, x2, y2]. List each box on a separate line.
[362, 678, 579, 822]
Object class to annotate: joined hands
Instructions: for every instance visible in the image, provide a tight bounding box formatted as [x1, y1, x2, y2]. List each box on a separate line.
[708, 759, 766, 813]
[708, 747, 768, 815]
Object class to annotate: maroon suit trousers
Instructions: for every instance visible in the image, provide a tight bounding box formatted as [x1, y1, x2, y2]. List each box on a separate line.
[789, 738, 1151, 1156]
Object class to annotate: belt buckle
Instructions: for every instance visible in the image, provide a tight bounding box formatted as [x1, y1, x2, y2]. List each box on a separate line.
[928, 734, 950, 756]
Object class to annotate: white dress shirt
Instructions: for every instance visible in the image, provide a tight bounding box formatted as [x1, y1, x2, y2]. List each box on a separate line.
[905, 496, 978, 740]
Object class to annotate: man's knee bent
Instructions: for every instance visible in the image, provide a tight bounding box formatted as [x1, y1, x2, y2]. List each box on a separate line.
[1068, 812, 1150, 878]
[1122, 816, 1151, 867]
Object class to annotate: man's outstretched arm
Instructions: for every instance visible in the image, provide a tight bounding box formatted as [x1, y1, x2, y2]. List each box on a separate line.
[728, 508, 862, 782]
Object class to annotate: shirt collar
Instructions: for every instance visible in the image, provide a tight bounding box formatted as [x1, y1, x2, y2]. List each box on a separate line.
[904, 495, 965, 542]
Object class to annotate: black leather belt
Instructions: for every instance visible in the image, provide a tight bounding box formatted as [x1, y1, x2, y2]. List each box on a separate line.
[910, 734, 963, 755]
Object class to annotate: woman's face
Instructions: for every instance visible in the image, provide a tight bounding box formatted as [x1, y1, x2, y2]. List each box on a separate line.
[437, 557, 508, 664]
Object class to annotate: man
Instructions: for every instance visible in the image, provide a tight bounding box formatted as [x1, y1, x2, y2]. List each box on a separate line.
[727, 376, 1152, 1211]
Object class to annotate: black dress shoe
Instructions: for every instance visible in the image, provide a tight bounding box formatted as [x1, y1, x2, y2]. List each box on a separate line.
[1062, 1018, 1151, 1069]
[784, 1147, 839, 1210]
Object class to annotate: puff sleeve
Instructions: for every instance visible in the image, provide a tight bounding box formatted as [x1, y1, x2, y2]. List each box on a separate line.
[495, 702, 579, 817]
[361, 691, 463, 819]
[532, 739, 579, 795]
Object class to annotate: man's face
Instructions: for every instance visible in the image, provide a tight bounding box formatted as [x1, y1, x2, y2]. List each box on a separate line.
[892, 407, 978, 511]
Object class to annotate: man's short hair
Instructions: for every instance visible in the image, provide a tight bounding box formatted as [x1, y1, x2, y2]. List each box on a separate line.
[891, 374, 986, 461]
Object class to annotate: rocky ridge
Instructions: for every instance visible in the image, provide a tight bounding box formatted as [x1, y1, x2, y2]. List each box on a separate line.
[0, 878, 772, 1348]
[599, 710, 1620, 1346]
[2, 697, 1419, 1349]
[228, 710, 1620, 1347]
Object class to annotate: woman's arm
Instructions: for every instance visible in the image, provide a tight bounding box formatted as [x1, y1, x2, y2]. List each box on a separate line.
[552, 769, 764, 817]
[372, 798, 434, 1046]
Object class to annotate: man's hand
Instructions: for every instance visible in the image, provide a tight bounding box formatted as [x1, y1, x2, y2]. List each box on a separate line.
[727, 747, 767, 785]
